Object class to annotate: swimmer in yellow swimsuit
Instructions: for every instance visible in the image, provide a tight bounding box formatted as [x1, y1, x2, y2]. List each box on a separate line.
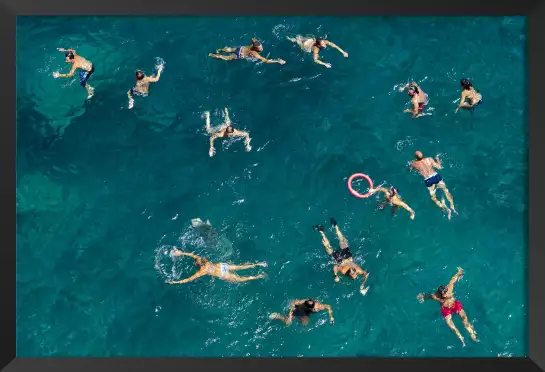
[167, 249, 267, 284]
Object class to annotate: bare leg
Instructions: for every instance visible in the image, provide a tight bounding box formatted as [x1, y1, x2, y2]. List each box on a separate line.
[224, 273, 265, 283]
[438, 182, 457, 214]
[208, 53, 237, 61]
[203, 111, 212, 134]
[228, 262, 267, 271]
[445, 316, 465, 346]
[429, 186, 448, 211]
[216, 47, 237, 53]
[270, 311, 293, 326]
[127, 90, 135, 109]
[86, 84, 95, 99]
[334, 225, 349, 250]
[459, 310, 479, 342]
[317, 230, 334, 255]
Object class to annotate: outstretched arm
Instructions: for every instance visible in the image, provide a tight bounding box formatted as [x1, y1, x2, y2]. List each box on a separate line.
[209, 133, 220, 157]
[250, 51, 285, 65]
[455, 92, 467, 113]
[431, 156, 443, 169]
[315, 302, 334, 324]
[370, 187, 389, 196]
[325, 41, 348, 57]
[54, 64, 77, 78]
[313, 48, 331, 68]
[147, 65, 164, 83]
[447, 267, 464, 292]
[235, 130, 252, 151]
[417, 292, 439, 303]
[168, 269, 206, 285]
[57, 48, 76, 54]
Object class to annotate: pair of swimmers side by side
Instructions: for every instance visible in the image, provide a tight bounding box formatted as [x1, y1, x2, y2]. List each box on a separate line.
[52, 47, 164, 108]
[208, 35, 348, 69]
[399, 79, 483, 119]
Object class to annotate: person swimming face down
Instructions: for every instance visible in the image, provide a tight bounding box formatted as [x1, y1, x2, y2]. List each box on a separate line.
[460, 78, 472, 90]
[315, 37, 327, 49]
[136, 70, 145, 81]
[65, 52, 75, 63]
[414, 150, 424, 160]
[250, 38, 263, 53]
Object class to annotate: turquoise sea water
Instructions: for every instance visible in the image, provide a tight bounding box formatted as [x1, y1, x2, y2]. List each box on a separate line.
[16, 16, 527, 357]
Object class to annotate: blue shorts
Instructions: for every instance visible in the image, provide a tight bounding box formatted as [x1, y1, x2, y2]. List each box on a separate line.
[424, 173, 443, 188]
[129, 88, 148, 98]
[470, 99, 482, 113]
[78, 65, 94, 87]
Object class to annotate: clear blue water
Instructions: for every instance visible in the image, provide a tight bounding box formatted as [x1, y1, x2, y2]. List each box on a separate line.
[16, 16, 527, 357]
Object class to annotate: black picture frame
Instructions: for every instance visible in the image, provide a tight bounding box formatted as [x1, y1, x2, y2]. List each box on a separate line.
[4, 0, 544, 371]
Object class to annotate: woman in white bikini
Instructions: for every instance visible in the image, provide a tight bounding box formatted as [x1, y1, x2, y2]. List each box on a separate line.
[167, 249, 267, 284]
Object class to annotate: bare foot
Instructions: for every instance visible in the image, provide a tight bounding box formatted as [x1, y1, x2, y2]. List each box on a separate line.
[202, 111, 210, 119]
[410, 213, 415, 220]
[360, 286, 369, 296]
[269, 313, 281, 320]
[257, 262, 268, 268]
[447, 208, 452, 220]
[86, 86, 95, 100]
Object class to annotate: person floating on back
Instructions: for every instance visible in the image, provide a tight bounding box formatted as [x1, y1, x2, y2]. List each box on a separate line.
[286, 35, 348, 68]
[204, 109, 251, 157]
[127, 64, 164, 109]
[208, 38, 285, 65]
[409, 151, 457, 219]
[399, 81, 429, 119]
[370, 185, 415, 220]
[455, 78, 483, 114]
[313, 218, 370, 295]
[167, 249, 267, 284]
[417, 267, 479, 347]
[53, 48, 95, 100]
[269, 299, 334, 327]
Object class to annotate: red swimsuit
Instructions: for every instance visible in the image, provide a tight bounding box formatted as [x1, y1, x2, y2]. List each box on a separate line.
[440, 300, 463, 318]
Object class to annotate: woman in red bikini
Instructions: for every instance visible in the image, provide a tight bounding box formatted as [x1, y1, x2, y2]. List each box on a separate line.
[417, 267, 479, 347]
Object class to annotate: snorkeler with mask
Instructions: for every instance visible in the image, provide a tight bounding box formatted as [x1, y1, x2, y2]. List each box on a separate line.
[269, 298, 335, 327]
[399, 81, 429, 119]
[370, 185, 415, 220]
[313, 218, 370, 295]
[208, 38, 285, 65]
[203, 108, 252, 157]
[417, 267, 479, 347]
[286, 35, 348, 68]
[167, 249, 267, 284]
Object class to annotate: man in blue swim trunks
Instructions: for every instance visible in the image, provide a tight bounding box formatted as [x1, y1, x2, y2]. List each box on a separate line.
[53, 48, 95, 99]
[409, 151, 457, 219]
[208, 38, 285, 65]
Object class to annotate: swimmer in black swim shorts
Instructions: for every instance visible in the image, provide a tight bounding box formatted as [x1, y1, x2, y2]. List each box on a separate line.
[313, 218, 370, 295]
[269, 298, 334, 327]
[208, 38, 285, 65]
[127, 64, 164, 109]
[409, 150, 457, 219]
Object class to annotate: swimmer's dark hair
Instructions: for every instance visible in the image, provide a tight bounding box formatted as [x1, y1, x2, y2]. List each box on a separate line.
[250, 38, 262, 51]
[315, 37, 326, 48]
[347, 268, 357, 276]
[408, 85, 419, 94]
[304, 299, 316, 309]
[438, 285, 448, 295]
[65, 52, 75, 60]
[136, 70, 145, 80]
[460, 78, 472, 90]
[226, 125, 235, 133]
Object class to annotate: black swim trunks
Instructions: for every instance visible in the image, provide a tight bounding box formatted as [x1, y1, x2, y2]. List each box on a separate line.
[292, 304, 312, 317]
[332, 247, 352, 264]
[424, 173, 443, 188]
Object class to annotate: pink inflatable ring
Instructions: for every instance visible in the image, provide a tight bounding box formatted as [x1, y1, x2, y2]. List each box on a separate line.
[348, 173, 374, 199]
